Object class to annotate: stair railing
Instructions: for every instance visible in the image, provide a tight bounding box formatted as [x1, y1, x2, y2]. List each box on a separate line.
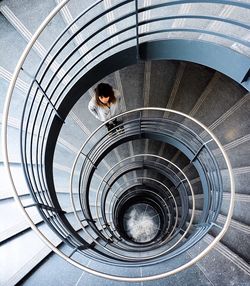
[2, 0, 239, 282]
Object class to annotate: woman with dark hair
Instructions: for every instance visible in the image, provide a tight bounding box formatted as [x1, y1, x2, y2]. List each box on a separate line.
[88, 83, 124, 133]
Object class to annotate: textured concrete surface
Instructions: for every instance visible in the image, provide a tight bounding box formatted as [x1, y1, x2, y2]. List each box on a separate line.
[189, 239, 250, 286]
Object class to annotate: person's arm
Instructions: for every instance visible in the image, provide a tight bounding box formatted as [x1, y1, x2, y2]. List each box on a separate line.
[88, 100, 100, 120]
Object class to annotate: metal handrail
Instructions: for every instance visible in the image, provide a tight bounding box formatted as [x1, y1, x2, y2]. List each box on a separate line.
[31, 12, 249, 116]
[2, 0, 236, 281]
[19, 1, 250, 170]
[94, 155, 187, 239]
[71, 175, 180, 261]
[108, 186, 173, 246]
[74, 113, 215, 217]
[100, 164, 180, 220]
[69, 110, 225, 260]
[17, 0, 244, 235]
[99, 175, 179, 247]
[68, 107, 234, 279]
[105, 177, 180, 245]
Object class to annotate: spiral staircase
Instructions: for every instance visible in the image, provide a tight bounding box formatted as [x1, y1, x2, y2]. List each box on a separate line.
[0, 0, 249, 285]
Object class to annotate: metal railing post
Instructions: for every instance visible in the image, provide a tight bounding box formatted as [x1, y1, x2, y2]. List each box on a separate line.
[21, 67, 65, 123]
[135, 0, 140, 62]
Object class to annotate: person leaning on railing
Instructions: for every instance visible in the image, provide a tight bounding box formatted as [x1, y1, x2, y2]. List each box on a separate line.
[88, 82, 124, 134]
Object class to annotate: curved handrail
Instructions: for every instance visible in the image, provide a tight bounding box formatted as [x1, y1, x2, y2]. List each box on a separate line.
[97, 158, 183, 227]
[68, 107, 235, 279]
[2, 0, 236, 282]
[74, 114, 204, 228]
[95, 156, 188, 239]
[71, 174, 181, 261]
[16, 0, 245, 237]
[31, 16, 249, 116]
[103, 176, 180, 244]
[21, 1, 250, 154]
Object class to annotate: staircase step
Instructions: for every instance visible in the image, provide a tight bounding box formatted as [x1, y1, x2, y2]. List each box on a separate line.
[188, 234, 250, 285]
[0, 225, 61, 286]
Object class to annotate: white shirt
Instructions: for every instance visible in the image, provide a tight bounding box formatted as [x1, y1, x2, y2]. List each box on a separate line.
[88, 89, 123, 122]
